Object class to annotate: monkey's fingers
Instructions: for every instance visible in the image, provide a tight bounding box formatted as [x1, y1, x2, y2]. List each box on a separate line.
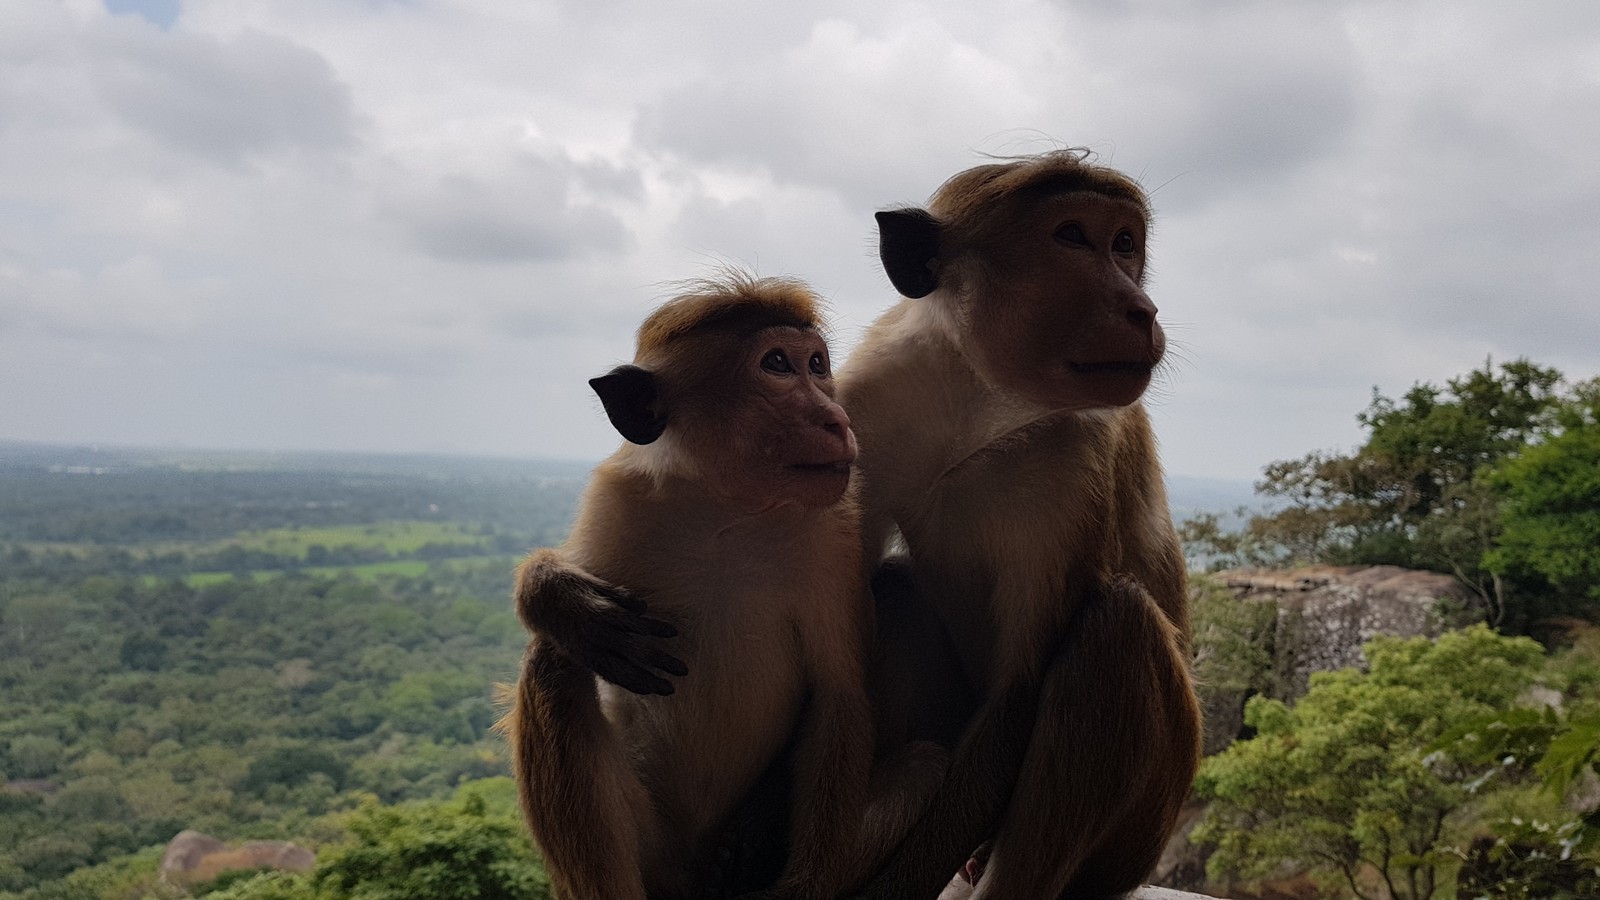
[627, 641, 688, 679]
[591, 650, 676, 696]
[620, 614, 678, 638]
[592, 580, 648, 614]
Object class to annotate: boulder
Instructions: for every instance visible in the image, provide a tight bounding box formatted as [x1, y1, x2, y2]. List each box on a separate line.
[1220, 564, 1483, 700]
[158, 830, 226, 879]
[159, 829, 314, 885]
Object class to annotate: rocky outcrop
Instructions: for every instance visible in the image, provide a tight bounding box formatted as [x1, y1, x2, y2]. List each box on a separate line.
[158, 829, 314, 885]
[1221, 564, 1484, 699]
[1196, 565, 1485, 751]
[1166, 565, 1488, 896]
[0, 779, 58, 796]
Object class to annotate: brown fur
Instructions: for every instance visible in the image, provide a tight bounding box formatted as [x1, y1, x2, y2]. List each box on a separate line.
[842, 151, 1203, 899]
[635, 272, 821, 359]
[501, 274, 931, 900]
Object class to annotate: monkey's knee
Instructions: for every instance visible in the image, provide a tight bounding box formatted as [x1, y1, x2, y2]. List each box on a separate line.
[1065, 575, 1201, 788]
[983, 584, 1197, 898]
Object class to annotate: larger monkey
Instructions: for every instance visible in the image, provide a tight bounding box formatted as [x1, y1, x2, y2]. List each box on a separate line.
[502, 274, 931, 900]
[842, 150, 1202, 899]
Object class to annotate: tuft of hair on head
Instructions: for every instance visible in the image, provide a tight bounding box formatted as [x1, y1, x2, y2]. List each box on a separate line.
[928, 149, 1151, 237]
[634, 269, 824, 361]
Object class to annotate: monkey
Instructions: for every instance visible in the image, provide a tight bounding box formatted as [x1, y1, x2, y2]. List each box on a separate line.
[500, 273, 937, 900]
[838, 150, 1203, 899]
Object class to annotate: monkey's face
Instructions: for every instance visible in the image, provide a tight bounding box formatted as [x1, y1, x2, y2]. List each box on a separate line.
[961, 192, 1164, 412]
[700, 325, 857, 511]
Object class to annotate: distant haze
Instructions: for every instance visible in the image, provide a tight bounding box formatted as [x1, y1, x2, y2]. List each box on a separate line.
[0, 440, 1266, 531]
[4, 1, 1599, 481]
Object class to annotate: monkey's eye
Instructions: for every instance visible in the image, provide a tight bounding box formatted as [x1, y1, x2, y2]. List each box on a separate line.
[1054, 223, 1090, 247]
[1113, 231, 1137, 254]
[809, 353, 828, 376]
[761, 350, 794, 374]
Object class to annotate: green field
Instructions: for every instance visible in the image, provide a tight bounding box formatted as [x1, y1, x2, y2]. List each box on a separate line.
[181, 555, 518, 586]
[22, 520, 492, 562]
[226, 520, 488, 558]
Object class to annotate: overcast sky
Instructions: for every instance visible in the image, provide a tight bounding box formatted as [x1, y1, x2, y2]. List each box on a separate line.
[3, 0, 1598, 481]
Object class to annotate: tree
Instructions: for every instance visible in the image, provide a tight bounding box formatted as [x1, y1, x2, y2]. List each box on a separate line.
[242, 745, 350, 796]
[6, 734, 65, 780]
[1251, 359, 1560, 577]
[1194, 626, 1546, 899]
[118, 632, 169, 671]
[1486, 378, 1600, 625]
[1188, 574, 1278, 752]
[312, 792, 551, 900]
[1179, 359, 1588, 630]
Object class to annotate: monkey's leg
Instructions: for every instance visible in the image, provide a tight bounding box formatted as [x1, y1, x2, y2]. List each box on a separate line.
[510, 639, 655, 900]
[852, 673, 1043, 900]
[853, 738, 949, 882]
[968, 576, 1200, 900]
[763, 677, 875, 898]
[853, 562, 966, 879]
[869, 557, 979, 754]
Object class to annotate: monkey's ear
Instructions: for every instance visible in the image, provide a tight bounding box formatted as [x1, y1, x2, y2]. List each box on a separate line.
[876, 208, 942, 299]
[590, 365, 666, 445]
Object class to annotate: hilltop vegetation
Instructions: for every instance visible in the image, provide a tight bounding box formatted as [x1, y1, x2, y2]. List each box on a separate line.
[1183, 359, 1600, 636]
[1186, 360, 1600, 899]
[0, 447, 584, 898]
[4, 352, 1597, 900]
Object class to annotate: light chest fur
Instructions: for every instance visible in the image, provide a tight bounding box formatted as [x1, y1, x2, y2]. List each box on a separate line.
[841, 303, 1180, 690]
[562, 462, 862, 857]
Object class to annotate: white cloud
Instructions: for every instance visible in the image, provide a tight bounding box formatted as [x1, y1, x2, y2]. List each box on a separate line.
[87, 23, 356, 165]
[2, 0, 1599, 478]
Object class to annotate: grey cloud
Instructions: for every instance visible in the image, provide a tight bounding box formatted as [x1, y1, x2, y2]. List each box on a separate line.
[636, 20, 1045, 207]
[1076, 6, 1361, 210]
[87, 24, 356, 165]
[635, 7, 1361, 217]
[391, 154, 634, 264]
[572, 158, 646, 202]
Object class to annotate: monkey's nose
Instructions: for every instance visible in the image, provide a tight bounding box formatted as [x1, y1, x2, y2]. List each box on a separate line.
[817, 402, 851, 437]
[1124, 293, 1157, 329]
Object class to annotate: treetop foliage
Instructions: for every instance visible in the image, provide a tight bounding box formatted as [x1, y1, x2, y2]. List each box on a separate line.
[1182, 358, 1600, 634]
[1195, 626, 1557, 900]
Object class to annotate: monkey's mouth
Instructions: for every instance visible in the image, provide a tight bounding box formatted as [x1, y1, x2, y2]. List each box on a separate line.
[789, 461, 852, 475]
[1068, 361, 1155, 377]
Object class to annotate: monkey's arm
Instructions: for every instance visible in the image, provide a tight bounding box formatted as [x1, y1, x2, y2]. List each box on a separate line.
[504, 638, 651, 900]
[514, 549, 687, 696]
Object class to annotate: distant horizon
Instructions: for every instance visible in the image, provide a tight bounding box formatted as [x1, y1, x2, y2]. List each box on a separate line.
[0, 434, 1266, 486]
[0, 434, 595, 468]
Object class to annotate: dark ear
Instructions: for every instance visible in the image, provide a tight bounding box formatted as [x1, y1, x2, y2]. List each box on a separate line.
[876, 208, 942, 299]
[590, 365, 666, 445]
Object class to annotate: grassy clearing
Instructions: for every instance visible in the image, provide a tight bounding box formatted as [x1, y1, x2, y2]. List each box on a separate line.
[228, 521, 487, 558]
[179, 556, 517, 587]
[21, 521, 488, 561]
[183, 560, 430, 586]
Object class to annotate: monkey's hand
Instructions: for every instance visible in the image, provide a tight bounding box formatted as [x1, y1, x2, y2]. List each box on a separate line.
[515, 551, 687, 695]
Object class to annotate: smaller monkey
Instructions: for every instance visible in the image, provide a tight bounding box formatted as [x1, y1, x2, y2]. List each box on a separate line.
[501, 273, 882, 900]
